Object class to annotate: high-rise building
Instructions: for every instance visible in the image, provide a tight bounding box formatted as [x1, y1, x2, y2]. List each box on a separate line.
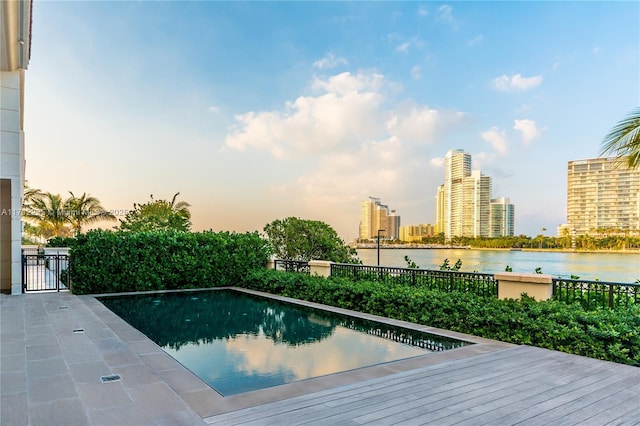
[444, 149, 472, 239]
[359, 197, 401, 240]
[567, 157, 640, 236]
[436, 149, 513, 239]
[490, 197, 515, 237]
[434, 185, 445, 235]
[463, 170, 492, 238]
[1, 1, 32, 295]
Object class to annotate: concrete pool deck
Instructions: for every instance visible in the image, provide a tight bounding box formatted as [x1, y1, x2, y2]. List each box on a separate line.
[1, 289, 639, 425]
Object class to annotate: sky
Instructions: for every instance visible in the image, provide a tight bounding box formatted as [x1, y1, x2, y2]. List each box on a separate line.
[23, 1, 639, 241]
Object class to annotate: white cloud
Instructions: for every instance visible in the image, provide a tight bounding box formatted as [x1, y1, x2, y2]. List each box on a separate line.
[491, 73, 543, 92]
[417, 5, 428, 17]
[467, 34, 484, 46]
[312, 71, 384, 95]
[437, 5, 454, 23]
[207, 106, 221, 114]
[430, 157, 444, 167]
[411, 65, 421, 80]
[481, 127, 509, 155]
[386, 103, 466, 144]
[225, 70, 467, 237]
[396, 42, 410, 54]
[313, 53, 348, 70]
[226, 72, 465, 158]
[226, 89, 384, 159]
[514, 119, 543, 145]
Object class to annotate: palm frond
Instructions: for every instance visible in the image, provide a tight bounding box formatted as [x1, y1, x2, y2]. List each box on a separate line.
[600, 107, 640, 168]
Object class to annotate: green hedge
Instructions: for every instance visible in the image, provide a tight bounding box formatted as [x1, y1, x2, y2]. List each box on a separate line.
[69, 229, 271, 294]
[240, 269, 640, 366]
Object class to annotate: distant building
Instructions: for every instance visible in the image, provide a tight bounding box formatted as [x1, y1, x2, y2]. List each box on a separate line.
[567, 157, 640, 236]
[443, 149, 472, 238]
[359, 197, 401, 240]
[399, 224, 434, 242]
[490, 197, 515, 237]
[434, 185, 445, 235]
[435, 149, 513, 239]
[463, 170, 492, 238]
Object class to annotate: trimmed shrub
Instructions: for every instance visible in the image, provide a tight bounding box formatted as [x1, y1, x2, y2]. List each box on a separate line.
[69, 229, 271, 294]
[240, 269, 640, 366]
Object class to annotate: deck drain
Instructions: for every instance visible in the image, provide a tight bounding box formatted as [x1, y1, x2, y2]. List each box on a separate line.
[59, 306, 68, 310]
[72, 328, 84, 333]
[100, 374, 121, 383]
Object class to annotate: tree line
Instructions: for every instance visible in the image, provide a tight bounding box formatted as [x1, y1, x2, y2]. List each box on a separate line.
[22, 188, 191, 243]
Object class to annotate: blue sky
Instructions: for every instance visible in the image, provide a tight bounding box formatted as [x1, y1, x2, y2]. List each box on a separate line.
[24, 1, 639, 240]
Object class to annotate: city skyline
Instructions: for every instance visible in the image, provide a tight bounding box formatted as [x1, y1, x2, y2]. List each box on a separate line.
[22, 2, 639, 240]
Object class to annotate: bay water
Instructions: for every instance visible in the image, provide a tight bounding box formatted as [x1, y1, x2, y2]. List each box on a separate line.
[356, 248, 640, 283]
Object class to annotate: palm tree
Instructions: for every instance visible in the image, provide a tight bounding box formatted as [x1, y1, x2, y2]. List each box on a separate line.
[600, 107, 640, 168]
[65, 192, 117, 235]
[22, 192, 73, 239]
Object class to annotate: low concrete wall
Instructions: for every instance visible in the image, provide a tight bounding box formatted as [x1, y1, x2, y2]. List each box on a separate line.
[309, 260, 332, 278]
[495, 272, 553, 301]
[266, 259, 275, 270]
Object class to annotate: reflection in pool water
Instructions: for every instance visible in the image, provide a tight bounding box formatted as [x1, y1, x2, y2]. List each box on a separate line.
[99, 290, 471, 396]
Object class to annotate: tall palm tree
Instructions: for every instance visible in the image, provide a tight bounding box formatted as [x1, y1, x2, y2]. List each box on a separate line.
[600, 107, 640, 168]
[22, 192, 73, 239]
[65, 192, 117, 235]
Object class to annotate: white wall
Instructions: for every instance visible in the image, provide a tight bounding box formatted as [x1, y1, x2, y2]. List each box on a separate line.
[1, 70, 25, 294]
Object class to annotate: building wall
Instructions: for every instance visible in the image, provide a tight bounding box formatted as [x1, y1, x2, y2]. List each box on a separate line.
[567, 157, 640, 236]
[399, 224, 433, 242]
[0, 70, 25, 294]
[444, 149, 471, 239]
[438, 148, 514, 239]
[434, 184, 444, 234]
[490, 197, 515, 237]
[359, 197, 401, 240]
[462, 171, 491, 238]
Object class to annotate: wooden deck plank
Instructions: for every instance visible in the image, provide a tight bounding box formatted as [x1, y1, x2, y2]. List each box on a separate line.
[369, 362, 593, 426]
[485, 363, 640, 424]
[287, 349, 561, 423]
[205, 346, 640, 426]
[296, 352, 577, 425]
[206, 346, 537, 425]
[436, 363, 640, 425]
[550, 382, 640, 426]
[517, 375, 640, 425]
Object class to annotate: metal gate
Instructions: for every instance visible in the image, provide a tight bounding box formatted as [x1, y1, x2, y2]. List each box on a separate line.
[22, 252, 70, 292]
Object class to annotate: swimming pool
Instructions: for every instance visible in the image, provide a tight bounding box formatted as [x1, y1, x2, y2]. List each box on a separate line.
[98, 289, 472, 396]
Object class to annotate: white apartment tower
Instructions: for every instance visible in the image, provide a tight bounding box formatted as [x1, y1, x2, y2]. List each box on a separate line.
[490, 197, 515, 237]
[444, 149, 472, 239]
[567, 157, 640, 236]
[463, 170, 492, 238]
[436, 149, 513, 239]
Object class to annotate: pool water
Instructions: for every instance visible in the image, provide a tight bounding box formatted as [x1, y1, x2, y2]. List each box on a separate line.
[98, 289, 471, 396]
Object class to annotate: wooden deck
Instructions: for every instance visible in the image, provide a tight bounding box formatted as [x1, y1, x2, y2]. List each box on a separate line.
[206, 345, 640, 425]
[3, 290, 639, 425]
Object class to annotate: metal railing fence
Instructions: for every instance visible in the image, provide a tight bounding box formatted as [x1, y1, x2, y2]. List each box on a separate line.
[330, 263, 498, 298]
[552, 278, 640, 309]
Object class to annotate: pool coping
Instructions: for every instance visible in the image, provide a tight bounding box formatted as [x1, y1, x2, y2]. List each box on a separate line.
[86, 287, 515, 418]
